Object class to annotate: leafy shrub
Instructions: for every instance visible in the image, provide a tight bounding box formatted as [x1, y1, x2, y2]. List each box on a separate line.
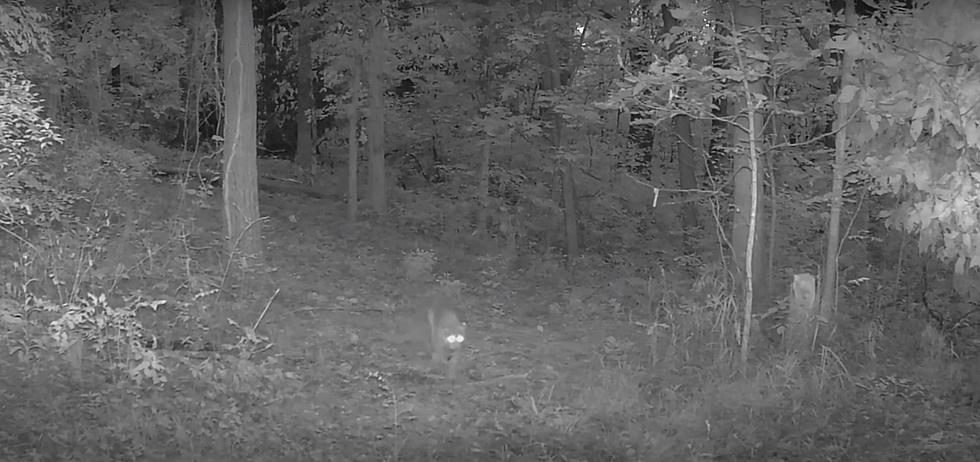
[44, 293, 170, 385]
[0, 65, 63, 228]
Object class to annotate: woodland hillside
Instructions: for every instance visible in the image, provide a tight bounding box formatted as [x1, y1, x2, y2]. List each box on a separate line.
[0, 0, 978, 460]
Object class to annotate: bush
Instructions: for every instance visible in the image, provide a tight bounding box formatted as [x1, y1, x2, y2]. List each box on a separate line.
[0, 65, 63, 228]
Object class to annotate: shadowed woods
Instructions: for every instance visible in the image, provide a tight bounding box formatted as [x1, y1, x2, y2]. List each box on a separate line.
[1, 0, 979, 461]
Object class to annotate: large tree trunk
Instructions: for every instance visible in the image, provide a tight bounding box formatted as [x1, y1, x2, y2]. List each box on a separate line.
[294, 0, 313, 173]
[660, 4, 699, 232]
[366, 1, 386, 214]
[222, 0, 263, 261]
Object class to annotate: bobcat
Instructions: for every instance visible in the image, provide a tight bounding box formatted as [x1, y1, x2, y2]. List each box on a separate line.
[427, 305, 466, 379]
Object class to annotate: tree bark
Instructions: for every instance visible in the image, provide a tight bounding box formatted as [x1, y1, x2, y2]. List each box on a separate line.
[258, 0, 280, 150]
[366, 1, 387, 214]
[729, 0, 768, 315]
[222, 0, 264, 261]
[660, 4, 699, 232]
[820, 0, 857, 321]
[347, 57, 361, 221]
[544, 27, 578, 260]
[294, 0, 313, 172]
[477, 138, 491, 234]
[727, 0, 767, 365]
[179, 0, 202, 149]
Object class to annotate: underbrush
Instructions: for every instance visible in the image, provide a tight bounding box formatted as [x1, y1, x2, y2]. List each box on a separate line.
[0, 354, 319, 462]
[0, 256, 974, 460]
[497, 327, 857, 459]
[465, 266, 979, 461]
[0, 141, 976, 461]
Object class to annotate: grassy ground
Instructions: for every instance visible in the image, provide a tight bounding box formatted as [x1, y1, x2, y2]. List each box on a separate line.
[0, 174, 978, 462]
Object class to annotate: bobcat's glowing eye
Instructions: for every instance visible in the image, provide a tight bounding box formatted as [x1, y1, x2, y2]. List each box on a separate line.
[445, 334, 464, 344]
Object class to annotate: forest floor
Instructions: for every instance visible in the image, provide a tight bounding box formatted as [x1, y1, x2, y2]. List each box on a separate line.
[1, 168, 979, 461]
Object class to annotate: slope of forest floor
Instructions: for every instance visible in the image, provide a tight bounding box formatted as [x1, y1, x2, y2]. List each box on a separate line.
[0, 174, 978, 462]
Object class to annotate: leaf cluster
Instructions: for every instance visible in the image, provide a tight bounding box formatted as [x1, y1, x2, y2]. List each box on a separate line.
[0, 66, 63, 228]
[851, 1, 980, 271]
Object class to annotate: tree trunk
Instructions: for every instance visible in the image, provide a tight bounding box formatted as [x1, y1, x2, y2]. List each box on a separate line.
[347, 57, 361, 221]
[729, 0, 767, 364]
[660, 4, 699, 232]
[561, 158, 579, 260]
[179, 0, 202, 150]
[366, 2, 387, 214]
[707, 24, 730, 185]
[86, 61, 103, 133]
[707, 95, 728, 183]
[294, 0, 313, 173]
[222, 0, 263, 262]
[820, 0, 857, 321]
[477, 138, 490, 234]
[544, 31, 578, 260]
[676, 114, 698, 229]
[258, 0, 279, 149]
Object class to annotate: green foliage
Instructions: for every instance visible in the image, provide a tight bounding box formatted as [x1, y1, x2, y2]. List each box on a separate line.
[44, 293, 169, 385]
[64, 137, 155, 197]
[54, 1, 186, 137]
[0, 2, 53, 61]
[0, 65, 63, 228]
[848, 2, 980, 272]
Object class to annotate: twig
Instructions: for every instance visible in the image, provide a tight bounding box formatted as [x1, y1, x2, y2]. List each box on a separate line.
[217, 213, 268, 303]
[469, 371, 531, 385]
[0, 226, 39, 253]
[252, 287, 279, 331]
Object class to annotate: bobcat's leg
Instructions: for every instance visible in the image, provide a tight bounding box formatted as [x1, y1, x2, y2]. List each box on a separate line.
[431, 342, 446, 364]
[428, 308, 446, 364]
[446, 349, 461, 379]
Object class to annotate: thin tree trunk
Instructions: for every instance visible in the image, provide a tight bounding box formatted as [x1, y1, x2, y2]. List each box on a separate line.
[729, 1, 768, 315]
[820, 0, 857, 320]
[87, 61, 103, 133]
[347, 57, 361, 221]
[366, 1, 387, 214]
[561, 158, 578, 260]
[477, 139, 490, 233]
[729, 0, 766, 365]
[545, 33, 578, 260]
[179, 0, 201, 149]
